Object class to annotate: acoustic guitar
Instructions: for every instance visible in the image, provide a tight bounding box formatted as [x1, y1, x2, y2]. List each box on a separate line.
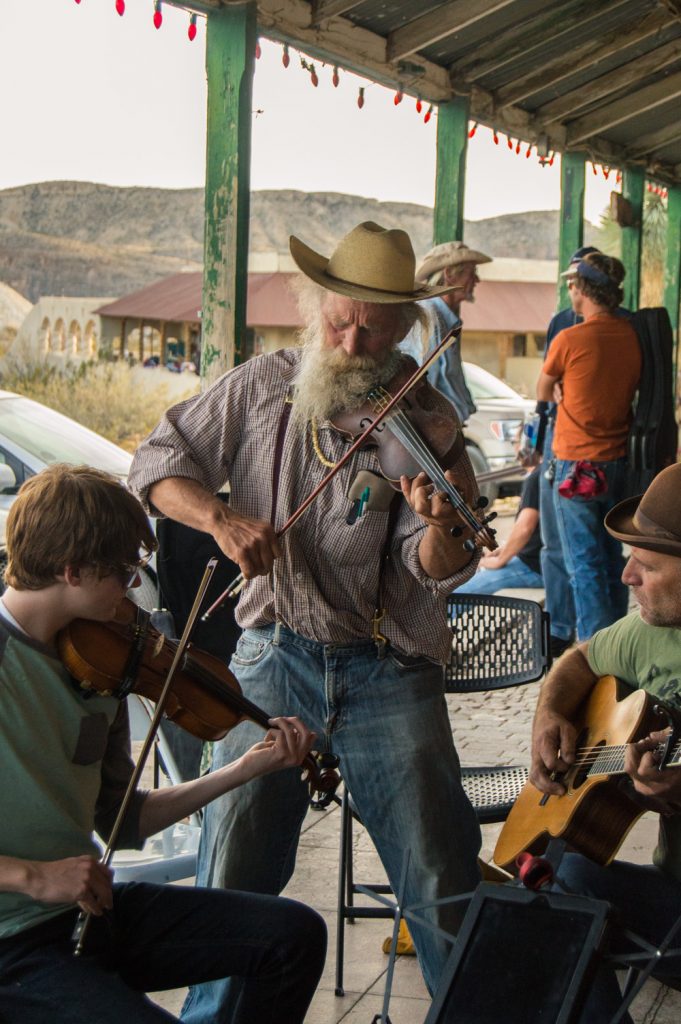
[493, 675, 681, 873]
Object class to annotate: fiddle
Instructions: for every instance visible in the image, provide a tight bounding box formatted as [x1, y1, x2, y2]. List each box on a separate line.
[57, 597, 340, 804]
[202, 323, 482, 620]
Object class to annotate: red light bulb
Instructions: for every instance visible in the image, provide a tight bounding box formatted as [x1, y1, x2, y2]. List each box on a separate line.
[188, 14, 197, 41]
[255, 40, 262, 59]
[332, 66, 339, 88]
[282, 44, 290, 68]
[424, 104, 433, 124]
[153, 1, 162, 29]
[468, 122, 477, 138]
[526, 145, 532, 158]
[115, 0, 125, 14]
[416, 98, 422, 113]
[493, 130, 499, 145]
[394, 90, 403, 105]
[310, 66, 318, 87]
[357, 87, 365, 109]
[507, 136, 513, 150]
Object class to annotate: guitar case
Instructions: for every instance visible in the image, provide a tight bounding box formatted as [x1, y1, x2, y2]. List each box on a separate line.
[626, 306, 677, 497]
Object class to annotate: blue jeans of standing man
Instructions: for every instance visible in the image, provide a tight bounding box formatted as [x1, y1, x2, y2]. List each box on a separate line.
[0, 881, 326, 1024]
[539, 422, 576, 642]
[557, 854, 681, 1023]
[455, 555, 543, 596]
[182, 625, 482, 1022]
[553, 457, 629, 641]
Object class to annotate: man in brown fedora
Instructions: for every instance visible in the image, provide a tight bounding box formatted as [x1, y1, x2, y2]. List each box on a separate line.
[129, 222, 484, 1014]
[529, 462, 681, 1018]
[402, 240, 492, 425]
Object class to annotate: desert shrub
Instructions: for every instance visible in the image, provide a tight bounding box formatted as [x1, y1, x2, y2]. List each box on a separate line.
[0, 358, 199, 452]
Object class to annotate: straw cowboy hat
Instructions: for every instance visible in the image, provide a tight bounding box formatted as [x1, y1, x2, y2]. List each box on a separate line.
[289, 221, 458, 304]
[416, 241, 492, 286]
[605, 463, 681, 558]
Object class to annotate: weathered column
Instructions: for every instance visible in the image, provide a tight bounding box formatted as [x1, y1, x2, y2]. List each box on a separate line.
[621, 166, 645, 312]
[433, 96, 469, 245]
[557, 152, 585, 310]
[201, 2, 256, 387]
[663, 185, 681, 382]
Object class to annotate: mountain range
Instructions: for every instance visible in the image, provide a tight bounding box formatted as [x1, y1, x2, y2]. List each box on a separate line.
[0, 181, 602, 303]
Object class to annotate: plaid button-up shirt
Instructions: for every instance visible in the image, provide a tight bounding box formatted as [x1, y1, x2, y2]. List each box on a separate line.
[128, 349, 478, 663]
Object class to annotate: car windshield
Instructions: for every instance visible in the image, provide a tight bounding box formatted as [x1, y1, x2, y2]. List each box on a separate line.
[0, 395, 132, 477]
[463, 362, 524, 402]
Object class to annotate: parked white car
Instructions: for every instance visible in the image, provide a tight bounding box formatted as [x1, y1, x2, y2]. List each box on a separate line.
[462, 362, 536, 500]
[0, 390, 157, 606]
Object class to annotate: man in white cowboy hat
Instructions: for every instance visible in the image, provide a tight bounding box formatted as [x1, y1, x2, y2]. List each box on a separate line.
[529, 462, 681, 1019]
[402, 240, 492, 424]
[128, 221, 484, 1015]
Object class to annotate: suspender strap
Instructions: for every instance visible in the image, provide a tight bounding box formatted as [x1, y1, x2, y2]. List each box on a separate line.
[115, 606, 152, 699]
[372, 491, 403, 652]
[270, 390, 294, 527]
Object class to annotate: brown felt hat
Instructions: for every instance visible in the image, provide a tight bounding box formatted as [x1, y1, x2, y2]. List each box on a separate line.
[605, 463, 681, 557]
[289, 222, 458, 304]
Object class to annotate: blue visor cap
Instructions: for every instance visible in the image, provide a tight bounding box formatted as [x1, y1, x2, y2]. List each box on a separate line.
[575, 260, 614, 286]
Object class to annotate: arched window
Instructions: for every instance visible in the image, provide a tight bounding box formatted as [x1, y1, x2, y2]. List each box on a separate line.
[53, 319, 66, 354]
[69, 320, 82, 356]
[39, 317, 51, 353]
[84, 320, 97, 356]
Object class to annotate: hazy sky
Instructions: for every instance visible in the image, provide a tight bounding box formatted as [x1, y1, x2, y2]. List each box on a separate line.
[2, 0, 613, 224]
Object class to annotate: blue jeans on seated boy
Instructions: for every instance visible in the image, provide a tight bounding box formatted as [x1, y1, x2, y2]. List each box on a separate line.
[553, 458, 629, 641]
[454, 555, 543, 596]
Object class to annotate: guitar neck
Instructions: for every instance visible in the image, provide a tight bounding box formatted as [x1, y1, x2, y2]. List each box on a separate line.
[582, 737, 681, 778]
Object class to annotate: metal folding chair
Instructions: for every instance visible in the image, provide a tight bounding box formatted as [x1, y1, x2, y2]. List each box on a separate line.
[335, 593, 552, 996]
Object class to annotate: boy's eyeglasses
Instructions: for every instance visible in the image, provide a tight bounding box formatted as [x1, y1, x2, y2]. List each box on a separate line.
[105, 554, 151, 589]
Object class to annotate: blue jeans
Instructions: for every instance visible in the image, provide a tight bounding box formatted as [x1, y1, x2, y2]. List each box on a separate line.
[455, 555, 543, 595]
[539, 423, 576, 641]
[557, 854, 681, 1022]
[0, 881, 326, 1024]
[182, 626, 481, 1020]
[553, 457, 629, 641]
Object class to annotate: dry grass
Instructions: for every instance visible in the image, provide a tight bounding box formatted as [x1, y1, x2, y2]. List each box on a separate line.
[0, 358, 199, 452]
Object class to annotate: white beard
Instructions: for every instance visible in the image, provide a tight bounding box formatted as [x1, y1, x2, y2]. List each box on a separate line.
[292, 330, 403, 425]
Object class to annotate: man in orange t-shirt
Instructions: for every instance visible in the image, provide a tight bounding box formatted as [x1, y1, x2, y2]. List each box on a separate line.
[537, 253, 641, 641]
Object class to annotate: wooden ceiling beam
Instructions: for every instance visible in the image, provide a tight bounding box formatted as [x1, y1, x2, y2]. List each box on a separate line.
[311, 0, 364, 27]
[460, 0, 634, 83]
[627, 122, 681, 159]
[256, 0, 454, 100]
[496, 11, 672, 110]
[386, 0, 516, 63]
[567, 69, 681, 144]
[536, 27, 681, 123]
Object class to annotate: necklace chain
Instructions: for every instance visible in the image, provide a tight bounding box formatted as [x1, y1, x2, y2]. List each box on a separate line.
[309, 418, 338, 469]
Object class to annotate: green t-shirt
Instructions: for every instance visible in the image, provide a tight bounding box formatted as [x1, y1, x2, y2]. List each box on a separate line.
[588, 612, 681, 880]
[0, 617, 143, 938]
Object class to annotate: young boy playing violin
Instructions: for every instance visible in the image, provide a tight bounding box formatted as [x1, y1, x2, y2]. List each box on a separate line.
[0, 464, 326, 1024]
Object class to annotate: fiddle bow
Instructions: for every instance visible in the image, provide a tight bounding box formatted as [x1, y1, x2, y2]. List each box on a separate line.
[202, 322, 495, 621]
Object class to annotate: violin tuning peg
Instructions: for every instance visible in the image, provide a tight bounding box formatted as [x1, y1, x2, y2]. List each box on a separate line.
[483, 511, 498, 524]
[475, 495, 489, 509]
[463, 538, 477, 553]
[450, 525, 464, 537]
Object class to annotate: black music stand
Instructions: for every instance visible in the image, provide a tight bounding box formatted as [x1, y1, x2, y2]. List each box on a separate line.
[423, 883, 609, 1024]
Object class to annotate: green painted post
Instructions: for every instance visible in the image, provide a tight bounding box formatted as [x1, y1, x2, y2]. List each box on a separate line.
[621, 166, 644, 312]
[663, 186, 681, 383]
[433, 96, 469, 245]
[201, 2, 256, 387]
[557, 152, 585, 310]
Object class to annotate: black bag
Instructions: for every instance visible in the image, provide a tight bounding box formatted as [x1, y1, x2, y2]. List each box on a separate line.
[626, 307, 678, 497]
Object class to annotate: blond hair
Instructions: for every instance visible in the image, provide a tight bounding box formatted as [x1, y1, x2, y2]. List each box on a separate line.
[5, 464, 156, 590]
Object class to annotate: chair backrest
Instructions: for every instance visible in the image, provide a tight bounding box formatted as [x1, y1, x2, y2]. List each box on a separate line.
[446, 593, 551, 693]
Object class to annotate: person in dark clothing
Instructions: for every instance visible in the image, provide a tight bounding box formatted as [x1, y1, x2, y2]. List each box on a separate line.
[455, 465, 543, 594]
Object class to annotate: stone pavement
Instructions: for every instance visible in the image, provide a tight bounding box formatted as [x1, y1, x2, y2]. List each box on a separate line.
[150, 678, 681, 1022]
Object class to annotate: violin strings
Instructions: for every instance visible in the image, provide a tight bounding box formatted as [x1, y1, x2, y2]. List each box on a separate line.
[372, 389, 482, 533]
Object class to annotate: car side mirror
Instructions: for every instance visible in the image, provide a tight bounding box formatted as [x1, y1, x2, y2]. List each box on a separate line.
[0, 464, 17, 493]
